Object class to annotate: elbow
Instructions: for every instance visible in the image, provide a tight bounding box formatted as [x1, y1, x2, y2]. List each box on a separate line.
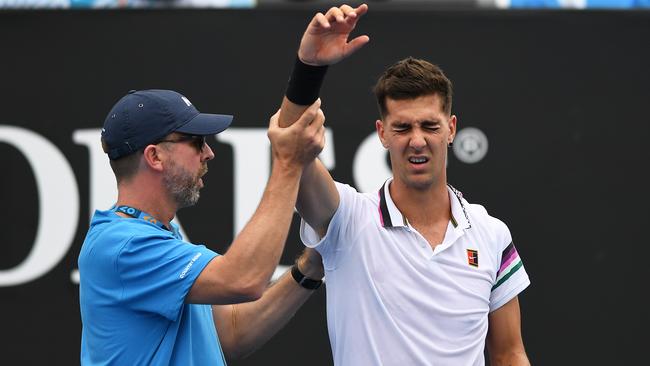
[239, 288, 264, 303]
[230, 280, 265, 303]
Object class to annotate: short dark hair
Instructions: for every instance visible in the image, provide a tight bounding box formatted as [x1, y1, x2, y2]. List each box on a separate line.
[373, 57, 453, 118]
[102, 138, 142, 183]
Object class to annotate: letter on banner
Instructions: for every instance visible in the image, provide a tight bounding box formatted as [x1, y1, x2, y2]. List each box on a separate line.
[0, 126, 79, 286]
[353, 131, 392, 193]
[216, 127, 335, 236]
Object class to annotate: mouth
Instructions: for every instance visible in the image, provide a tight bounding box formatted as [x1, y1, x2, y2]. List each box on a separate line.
[408, 156, 429, 165]
[198, 166, 208, 187]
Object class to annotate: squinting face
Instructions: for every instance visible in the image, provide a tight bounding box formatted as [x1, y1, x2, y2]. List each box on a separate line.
[376, 94, 456, 191]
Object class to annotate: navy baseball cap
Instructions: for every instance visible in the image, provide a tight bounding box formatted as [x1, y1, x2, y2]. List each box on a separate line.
[101, 89, 233, 160]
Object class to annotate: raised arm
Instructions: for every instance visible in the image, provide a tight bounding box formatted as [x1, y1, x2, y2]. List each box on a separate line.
[187, 102, 325, 305]
[278, 4, 370, 236]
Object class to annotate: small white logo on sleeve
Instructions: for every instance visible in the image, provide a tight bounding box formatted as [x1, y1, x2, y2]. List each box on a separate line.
[179, 253, 202, 279]
[181, 97, 192, 107]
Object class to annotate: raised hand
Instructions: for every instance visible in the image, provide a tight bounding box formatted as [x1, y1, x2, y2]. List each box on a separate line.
[298, 3, 370, 66]
[267, 99, 326, 167]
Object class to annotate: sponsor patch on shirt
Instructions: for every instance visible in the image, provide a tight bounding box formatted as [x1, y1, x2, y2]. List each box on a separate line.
[467, 249, 479, 267]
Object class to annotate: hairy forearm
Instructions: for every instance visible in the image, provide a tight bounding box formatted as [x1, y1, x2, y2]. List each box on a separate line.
[219, 271, 318, 360]
[220, 163, 302, 295]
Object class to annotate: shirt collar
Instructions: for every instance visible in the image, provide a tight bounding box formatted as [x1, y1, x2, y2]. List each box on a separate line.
[377, 178, 472, 230]
[377, 178, 407, 227]
[447, 184, 472, 230]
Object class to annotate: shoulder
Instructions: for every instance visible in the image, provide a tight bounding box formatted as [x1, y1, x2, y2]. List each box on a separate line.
[103, 216, 171, 240]
[87, 211, 178, 255]
[463, 199, 512, 248]
[334, 181, 379, 205]
[468, 203, 508, 231]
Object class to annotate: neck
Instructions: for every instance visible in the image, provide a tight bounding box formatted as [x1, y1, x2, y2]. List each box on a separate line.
[389, 178, 450, 225]
[115, 180, 177, 228]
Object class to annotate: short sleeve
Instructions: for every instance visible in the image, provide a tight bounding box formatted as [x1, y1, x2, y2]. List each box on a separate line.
[300, 182, 367, 270]
[116, 232, 218, 321]
[489, 223, 530, 312]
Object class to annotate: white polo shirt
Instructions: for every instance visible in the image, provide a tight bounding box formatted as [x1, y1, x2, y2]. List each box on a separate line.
[301, 179, 530, 366]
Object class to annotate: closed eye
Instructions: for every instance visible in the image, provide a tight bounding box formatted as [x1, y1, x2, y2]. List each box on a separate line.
[392, 123, 411, 132]
[421, 121, 441, 132]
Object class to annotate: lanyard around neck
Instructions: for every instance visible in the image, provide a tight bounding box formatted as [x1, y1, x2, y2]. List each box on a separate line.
[114, 205, 170, 232]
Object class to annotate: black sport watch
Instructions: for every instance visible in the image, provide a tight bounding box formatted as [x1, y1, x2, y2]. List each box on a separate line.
[291, 264, 323, 290]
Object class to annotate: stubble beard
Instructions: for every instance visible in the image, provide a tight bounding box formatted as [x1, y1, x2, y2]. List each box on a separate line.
[163, 161, 207, 209]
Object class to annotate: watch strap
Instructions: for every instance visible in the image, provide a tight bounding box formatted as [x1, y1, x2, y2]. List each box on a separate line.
[291, 264, 322, 290]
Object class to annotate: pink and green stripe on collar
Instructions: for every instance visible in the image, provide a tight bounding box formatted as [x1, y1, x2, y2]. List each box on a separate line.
[492, 242, 523, 291]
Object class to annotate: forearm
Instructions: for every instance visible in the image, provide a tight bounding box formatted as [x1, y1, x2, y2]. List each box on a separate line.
[221, 163, 302, 294]
[296, 160, 338, 235]
[487, 297, 530, 366]
[217, 270, 320, 360]
[278, 96, 309, 128]
[278, 68, 339, 231]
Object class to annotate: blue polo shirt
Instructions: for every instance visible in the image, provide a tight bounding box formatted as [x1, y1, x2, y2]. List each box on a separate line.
[78, 208, 225, 365]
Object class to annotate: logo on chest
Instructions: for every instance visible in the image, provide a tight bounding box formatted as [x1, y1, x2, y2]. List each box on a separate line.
[466, 249, 479, 267]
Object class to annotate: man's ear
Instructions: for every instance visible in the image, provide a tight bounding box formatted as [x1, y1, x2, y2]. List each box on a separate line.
[142, 144, 165, 172]
[448, 115, 457, 145]
[376, 119, 388, 149]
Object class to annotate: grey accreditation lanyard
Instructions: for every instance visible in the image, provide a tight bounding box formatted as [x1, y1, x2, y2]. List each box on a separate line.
[114, 205, 171, 232]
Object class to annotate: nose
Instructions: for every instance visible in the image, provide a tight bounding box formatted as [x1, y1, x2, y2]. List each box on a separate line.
[202, 142, 215, 161]
[409, 129, 427, 150]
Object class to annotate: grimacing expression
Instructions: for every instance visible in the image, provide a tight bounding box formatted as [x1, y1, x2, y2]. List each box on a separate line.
[377, 94, 456, 190]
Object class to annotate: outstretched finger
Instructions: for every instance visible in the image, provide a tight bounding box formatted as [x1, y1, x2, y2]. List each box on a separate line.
[343, 5, 368, 29]
[354, 3, 369, 18]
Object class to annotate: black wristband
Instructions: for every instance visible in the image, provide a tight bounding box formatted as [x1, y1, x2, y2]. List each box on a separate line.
[291, 264, 323, 290]
[285, 57, 329, 105]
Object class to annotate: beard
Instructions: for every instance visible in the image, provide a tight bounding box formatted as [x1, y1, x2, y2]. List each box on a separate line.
[163, 160, 207, 209]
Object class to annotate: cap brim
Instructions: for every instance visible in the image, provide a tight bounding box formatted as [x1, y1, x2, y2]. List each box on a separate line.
[176, 113, 233, 136]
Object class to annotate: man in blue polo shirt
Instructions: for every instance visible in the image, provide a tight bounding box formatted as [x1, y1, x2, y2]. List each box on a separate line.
[78, 89, 326, 365]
